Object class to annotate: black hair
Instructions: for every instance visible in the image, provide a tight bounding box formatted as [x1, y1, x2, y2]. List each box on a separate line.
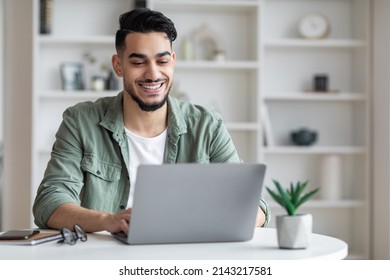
[115, 8, 177, 53]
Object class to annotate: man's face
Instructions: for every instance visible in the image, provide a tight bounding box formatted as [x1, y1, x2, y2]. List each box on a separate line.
[113, 32, 176, 112]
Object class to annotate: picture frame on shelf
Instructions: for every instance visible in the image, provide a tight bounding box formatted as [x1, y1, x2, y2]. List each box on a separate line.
[60, 62, 85, 91]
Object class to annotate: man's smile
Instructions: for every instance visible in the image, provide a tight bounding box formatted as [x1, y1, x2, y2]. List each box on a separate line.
[138, 80, 166, 94]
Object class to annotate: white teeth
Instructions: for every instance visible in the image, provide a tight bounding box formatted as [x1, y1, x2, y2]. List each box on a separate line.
[142, 84, 161, 90]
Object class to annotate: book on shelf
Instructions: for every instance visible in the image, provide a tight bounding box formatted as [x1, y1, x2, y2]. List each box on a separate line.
[40, 0, 52, 34]
[260, 103, 274, 146]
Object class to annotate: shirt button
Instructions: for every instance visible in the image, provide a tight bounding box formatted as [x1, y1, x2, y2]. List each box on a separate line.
[120, 205, 125, 210]
[96, 170, 101, 175]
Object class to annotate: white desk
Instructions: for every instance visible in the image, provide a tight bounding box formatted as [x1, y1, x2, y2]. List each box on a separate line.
[0, 228, 347, 260]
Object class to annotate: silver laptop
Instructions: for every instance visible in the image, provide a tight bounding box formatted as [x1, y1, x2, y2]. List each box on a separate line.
[113, 163, 266, 245]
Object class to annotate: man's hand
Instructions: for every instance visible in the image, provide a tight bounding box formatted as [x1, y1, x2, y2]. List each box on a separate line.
[47, 203, 132, 233]
[103, 208, 132, 234]
[255, 207, 266, 227]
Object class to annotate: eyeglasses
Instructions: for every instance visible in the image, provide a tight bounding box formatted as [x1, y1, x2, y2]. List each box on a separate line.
[59, 224, 88, 245]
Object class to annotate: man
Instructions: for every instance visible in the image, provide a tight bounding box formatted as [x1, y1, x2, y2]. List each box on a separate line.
[33, 8, 269, 234]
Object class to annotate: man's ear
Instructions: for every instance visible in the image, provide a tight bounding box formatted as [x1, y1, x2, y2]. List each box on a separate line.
[112, 54, 123, 77]
[172, 51, 176, 65]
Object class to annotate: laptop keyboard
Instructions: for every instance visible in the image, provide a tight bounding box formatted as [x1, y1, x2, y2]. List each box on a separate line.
[111, 230, 130, 244]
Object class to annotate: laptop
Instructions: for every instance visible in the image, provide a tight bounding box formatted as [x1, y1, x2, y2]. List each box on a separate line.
[112, 163, 266, 245]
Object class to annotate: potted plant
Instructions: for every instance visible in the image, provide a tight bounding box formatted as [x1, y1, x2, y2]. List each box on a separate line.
[266, 180, 320, 249]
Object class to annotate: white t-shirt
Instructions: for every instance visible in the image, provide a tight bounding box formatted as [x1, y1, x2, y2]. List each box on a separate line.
[124, 127, 167, 208]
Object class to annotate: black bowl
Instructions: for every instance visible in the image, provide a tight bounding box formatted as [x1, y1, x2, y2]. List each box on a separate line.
[291, 128, 317, 146]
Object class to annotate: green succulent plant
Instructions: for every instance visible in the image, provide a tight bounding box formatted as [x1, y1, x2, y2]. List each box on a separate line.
[266, 180, 320, 216]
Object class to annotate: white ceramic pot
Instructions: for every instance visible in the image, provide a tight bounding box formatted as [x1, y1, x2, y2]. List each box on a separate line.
[276, 213, 313, 249]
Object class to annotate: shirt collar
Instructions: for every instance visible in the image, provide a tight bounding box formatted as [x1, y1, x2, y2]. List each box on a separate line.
[99, 92, 188, 139]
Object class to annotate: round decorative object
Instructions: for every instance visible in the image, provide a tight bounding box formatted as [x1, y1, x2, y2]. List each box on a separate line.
[91, 76, 105, 91]
[192, 24, 224, 60]
[291, 128, 317, 146]
[298, 13, 331, 39]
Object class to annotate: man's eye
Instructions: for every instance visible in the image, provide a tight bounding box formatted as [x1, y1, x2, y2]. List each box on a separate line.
[131, 61, 144, 65]
[159, 60, 168, 64]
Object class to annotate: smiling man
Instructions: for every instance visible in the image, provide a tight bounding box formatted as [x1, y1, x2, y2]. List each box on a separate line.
[33, 8, 270, 234]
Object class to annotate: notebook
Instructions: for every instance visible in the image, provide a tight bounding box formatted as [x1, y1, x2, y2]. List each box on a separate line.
[0, 232, 62, 246]
[112, 163, 266, 245]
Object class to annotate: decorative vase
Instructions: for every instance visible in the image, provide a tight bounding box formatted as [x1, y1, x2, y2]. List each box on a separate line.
[291, 128, 317, 146]
[276, 213, 313, 249]
[319, 154, 342, 200]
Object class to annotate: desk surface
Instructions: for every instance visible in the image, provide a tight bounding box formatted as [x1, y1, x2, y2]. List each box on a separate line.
[0, 228, 348, 260]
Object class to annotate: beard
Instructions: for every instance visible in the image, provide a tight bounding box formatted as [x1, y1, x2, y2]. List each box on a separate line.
[125, 80, 171, 112]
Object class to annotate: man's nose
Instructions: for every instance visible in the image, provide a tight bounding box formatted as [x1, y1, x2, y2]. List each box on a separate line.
[144, 63, 160, 81]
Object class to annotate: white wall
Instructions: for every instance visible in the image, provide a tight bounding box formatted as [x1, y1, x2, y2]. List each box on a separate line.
[372, 0, 390, 259]
[0, 0, 4, 230]
[2, 0, 33, 230]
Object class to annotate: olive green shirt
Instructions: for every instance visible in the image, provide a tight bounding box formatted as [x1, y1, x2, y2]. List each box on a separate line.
[33, 92, 270, 228]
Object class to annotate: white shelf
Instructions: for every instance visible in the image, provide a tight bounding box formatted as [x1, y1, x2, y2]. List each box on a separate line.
[264, 92, 366, 102]
[151, 0, 259, 9]
[38, 148, 52, 155]
[175, 60, 258, 70]
[268, 200, 367, 209]
[225, 122, 259, 131]
[265, 38, 366, 48]
[38, 35, 114, 45]
[264, 146, 367, 155]
[39, 90, 118, 100]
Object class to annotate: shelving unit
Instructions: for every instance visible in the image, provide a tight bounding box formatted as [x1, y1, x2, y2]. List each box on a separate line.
[30, 0, 130, 221]
[30, 0, 371, 259]
[148, 0, 262, 163]
[261, 0, 370, 259]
